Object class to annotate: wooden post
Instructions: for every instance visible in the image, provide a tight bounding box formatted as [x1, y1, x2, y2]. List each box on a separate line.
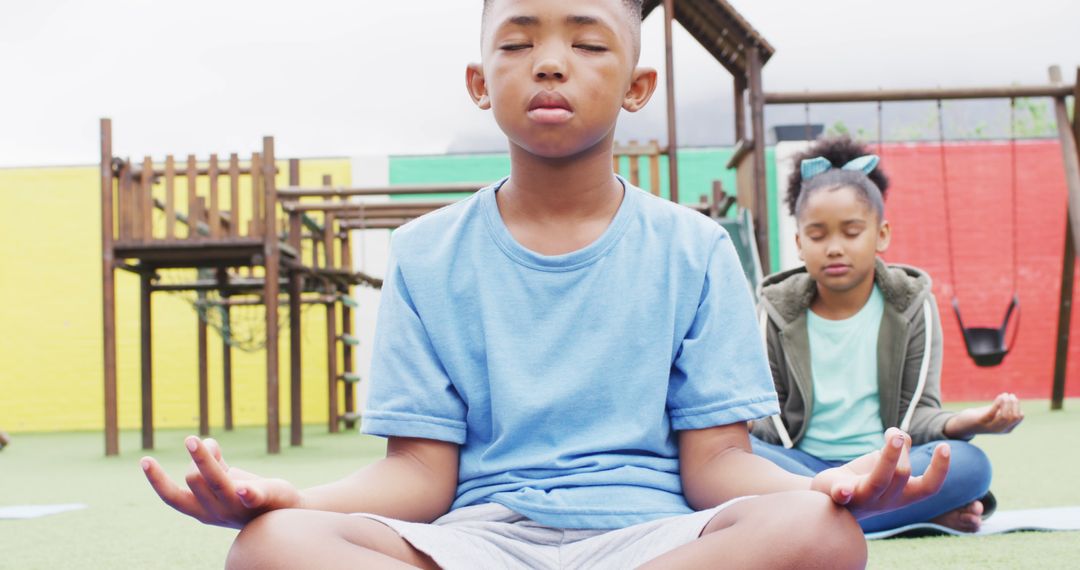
[1052, 221, 1074, 411]
[288, 160, 303, 446]
[185, 155, 198, 239]
[197, 292, 210, 437]
[262, 137, 281, 454]
[229, 154, 241, 238]
[140, 157, 153, 241]
[222, 299, 234, 431]
[165, 156, 176, 239]
[747, 46, 771, 272]
[250, 153, 263, 238]
[140, 271, 154, 450]
[649, 140, 661, 197]
[734, 75, 747, 143]
[1050, 65, 1080, 410]
[326, 292, 339, 433]
[100, 118, 120, 456]
[628, 140, 641, 187]
[209, 155, 221, 238]
[662, 0, 679, 203]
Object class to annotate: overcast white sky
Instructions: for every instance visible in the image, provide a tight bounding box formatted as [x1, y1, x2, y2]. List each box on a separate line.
[1, 0, 1077, 167]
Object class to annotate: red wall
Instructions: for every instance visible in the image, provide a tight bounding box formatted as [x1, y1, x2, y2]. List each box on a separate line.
[880, 140, 1080, 401]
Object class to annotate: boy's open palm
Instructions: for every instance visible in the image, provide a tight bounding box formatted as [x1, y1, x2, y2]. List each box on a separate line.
[141, 436, 301, 528]
[810, 428, 950, 520]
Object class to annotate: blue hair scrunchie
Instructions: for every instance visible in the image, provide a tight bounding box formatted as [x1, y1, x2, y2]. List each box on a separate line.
[800, 154, 879, 181]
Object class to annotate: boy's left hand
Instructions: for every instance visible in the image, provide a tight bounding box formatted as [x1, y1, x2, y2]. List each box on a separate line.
[810, 428, 950, 519]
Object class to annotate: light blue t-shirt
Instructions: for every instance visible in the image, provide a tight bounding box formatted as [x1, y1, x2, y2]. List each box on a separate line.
[799, 285, 886, 461]
[361, 178, 779, 530]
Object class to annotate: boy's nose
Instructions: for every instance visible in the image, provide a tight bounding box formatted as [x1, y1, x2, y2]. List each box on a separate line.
[534, 58, 566, 81]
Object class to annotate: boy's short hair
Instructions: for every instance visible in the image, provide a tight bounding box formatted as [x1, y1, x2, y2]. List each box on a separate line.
[482, 0, 643, 20]
[481, 0, 644, 58]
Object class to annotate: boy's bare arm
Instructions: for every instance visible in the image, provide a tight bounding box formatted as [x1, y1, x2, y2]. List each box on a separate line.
[143, 435, 458, 528]
[679, 423, 950, 519]
[299, 436, 459, 521]
[679, 423, 810, 508]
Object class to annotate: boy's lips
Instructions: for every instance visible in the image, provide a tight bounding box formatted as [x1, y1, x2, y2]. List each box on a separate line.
[823, 263, 851, 276]
[528, 91, 574, 124]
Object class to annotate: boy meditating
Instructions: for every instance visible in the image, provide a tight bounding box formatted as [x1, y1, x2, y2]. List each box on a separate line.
[142, 1, 949, 568]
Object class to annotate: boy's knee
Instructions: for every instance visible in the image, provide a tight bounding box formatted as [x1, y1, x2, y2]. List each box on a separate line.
[709, 492, 866, 569]
[227, 509, 307, 570]
[789, 492, 866, 568]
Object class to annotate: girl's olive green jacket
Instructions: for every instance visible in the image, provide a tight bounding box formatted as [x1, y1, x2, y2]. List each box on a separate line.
[750, 259, 965, 448]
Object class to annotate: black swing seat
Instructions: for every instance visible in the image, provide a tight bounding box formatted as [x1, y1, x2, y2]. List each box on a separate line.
[952, 295, 1020, 367]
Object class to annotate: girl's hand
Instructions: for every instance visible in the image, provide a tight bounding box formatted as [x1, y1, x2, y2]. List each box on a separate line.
[142, 436, 301, 528]
[810, 428, 950, 519]
[945, 393, 1024, 438]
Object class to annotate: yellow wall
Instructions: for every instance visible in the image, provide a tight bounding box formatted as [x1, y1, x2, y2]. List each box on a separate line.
[0, 158, 353, 434]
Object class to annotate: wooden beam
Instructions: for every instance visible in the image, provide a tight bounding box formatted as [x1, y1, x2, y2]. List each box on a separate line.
[765, 84, 1074, 105]
[278, 182, 484, 199]
[100, 118, 119, 456]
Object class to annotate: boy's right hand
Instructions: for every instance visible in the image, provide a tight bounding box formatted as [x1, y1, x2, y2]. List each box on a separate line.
[810, 428, 949, 520]
[142, 436, 301, 529]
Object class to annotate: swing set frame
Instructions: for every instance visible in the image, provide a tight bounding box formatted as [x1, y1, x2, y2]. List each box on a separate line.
[763, 66, 1080, 410]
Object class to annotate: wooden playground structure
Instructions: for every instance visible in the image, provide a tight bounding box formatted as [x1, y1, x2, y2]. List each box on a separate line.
[100, 120, 389, 455]
[97, 132, 749, 457]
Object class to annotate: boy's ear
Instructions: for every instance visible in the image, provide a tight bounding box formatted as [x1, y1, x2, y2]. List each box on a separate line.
[795, 233, 804, 261]
[876, 220, 892, 253]
[622, 67, 658, 113]
[466, 63, 491, 110]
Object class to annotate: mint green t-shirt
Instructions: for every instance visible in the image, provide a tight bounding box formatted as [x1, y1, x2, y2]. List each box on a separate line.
[798, 285, 886, 460]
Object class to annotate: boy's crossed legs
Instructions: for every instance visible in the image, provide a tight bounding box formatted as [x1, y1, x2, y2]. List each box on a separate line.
[227, 491, 865, 570]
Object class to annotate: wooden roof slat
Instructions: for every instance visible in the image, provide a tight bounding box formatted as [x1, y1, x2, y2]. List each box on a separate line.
[641, 0, 773, 76]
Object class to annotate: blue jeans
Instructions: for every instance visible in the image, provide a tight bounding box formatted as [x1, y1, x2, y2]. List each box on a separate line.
[749, 435, 992, 533]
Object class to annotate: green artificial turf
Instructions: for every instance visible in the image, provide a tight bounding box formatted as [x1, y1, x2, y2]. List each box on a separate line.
[3, 401, 1079, 569]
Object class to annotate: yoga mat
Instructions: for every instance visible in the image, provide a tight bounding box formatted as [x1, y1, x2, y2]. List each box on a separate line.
[866, 506, 1080, 539]
[0, 503, 87, 519]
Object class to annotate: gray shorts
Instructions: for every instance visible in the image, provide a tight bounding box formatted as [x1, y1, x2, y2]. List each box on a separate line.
[352, 497, 751, 569]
